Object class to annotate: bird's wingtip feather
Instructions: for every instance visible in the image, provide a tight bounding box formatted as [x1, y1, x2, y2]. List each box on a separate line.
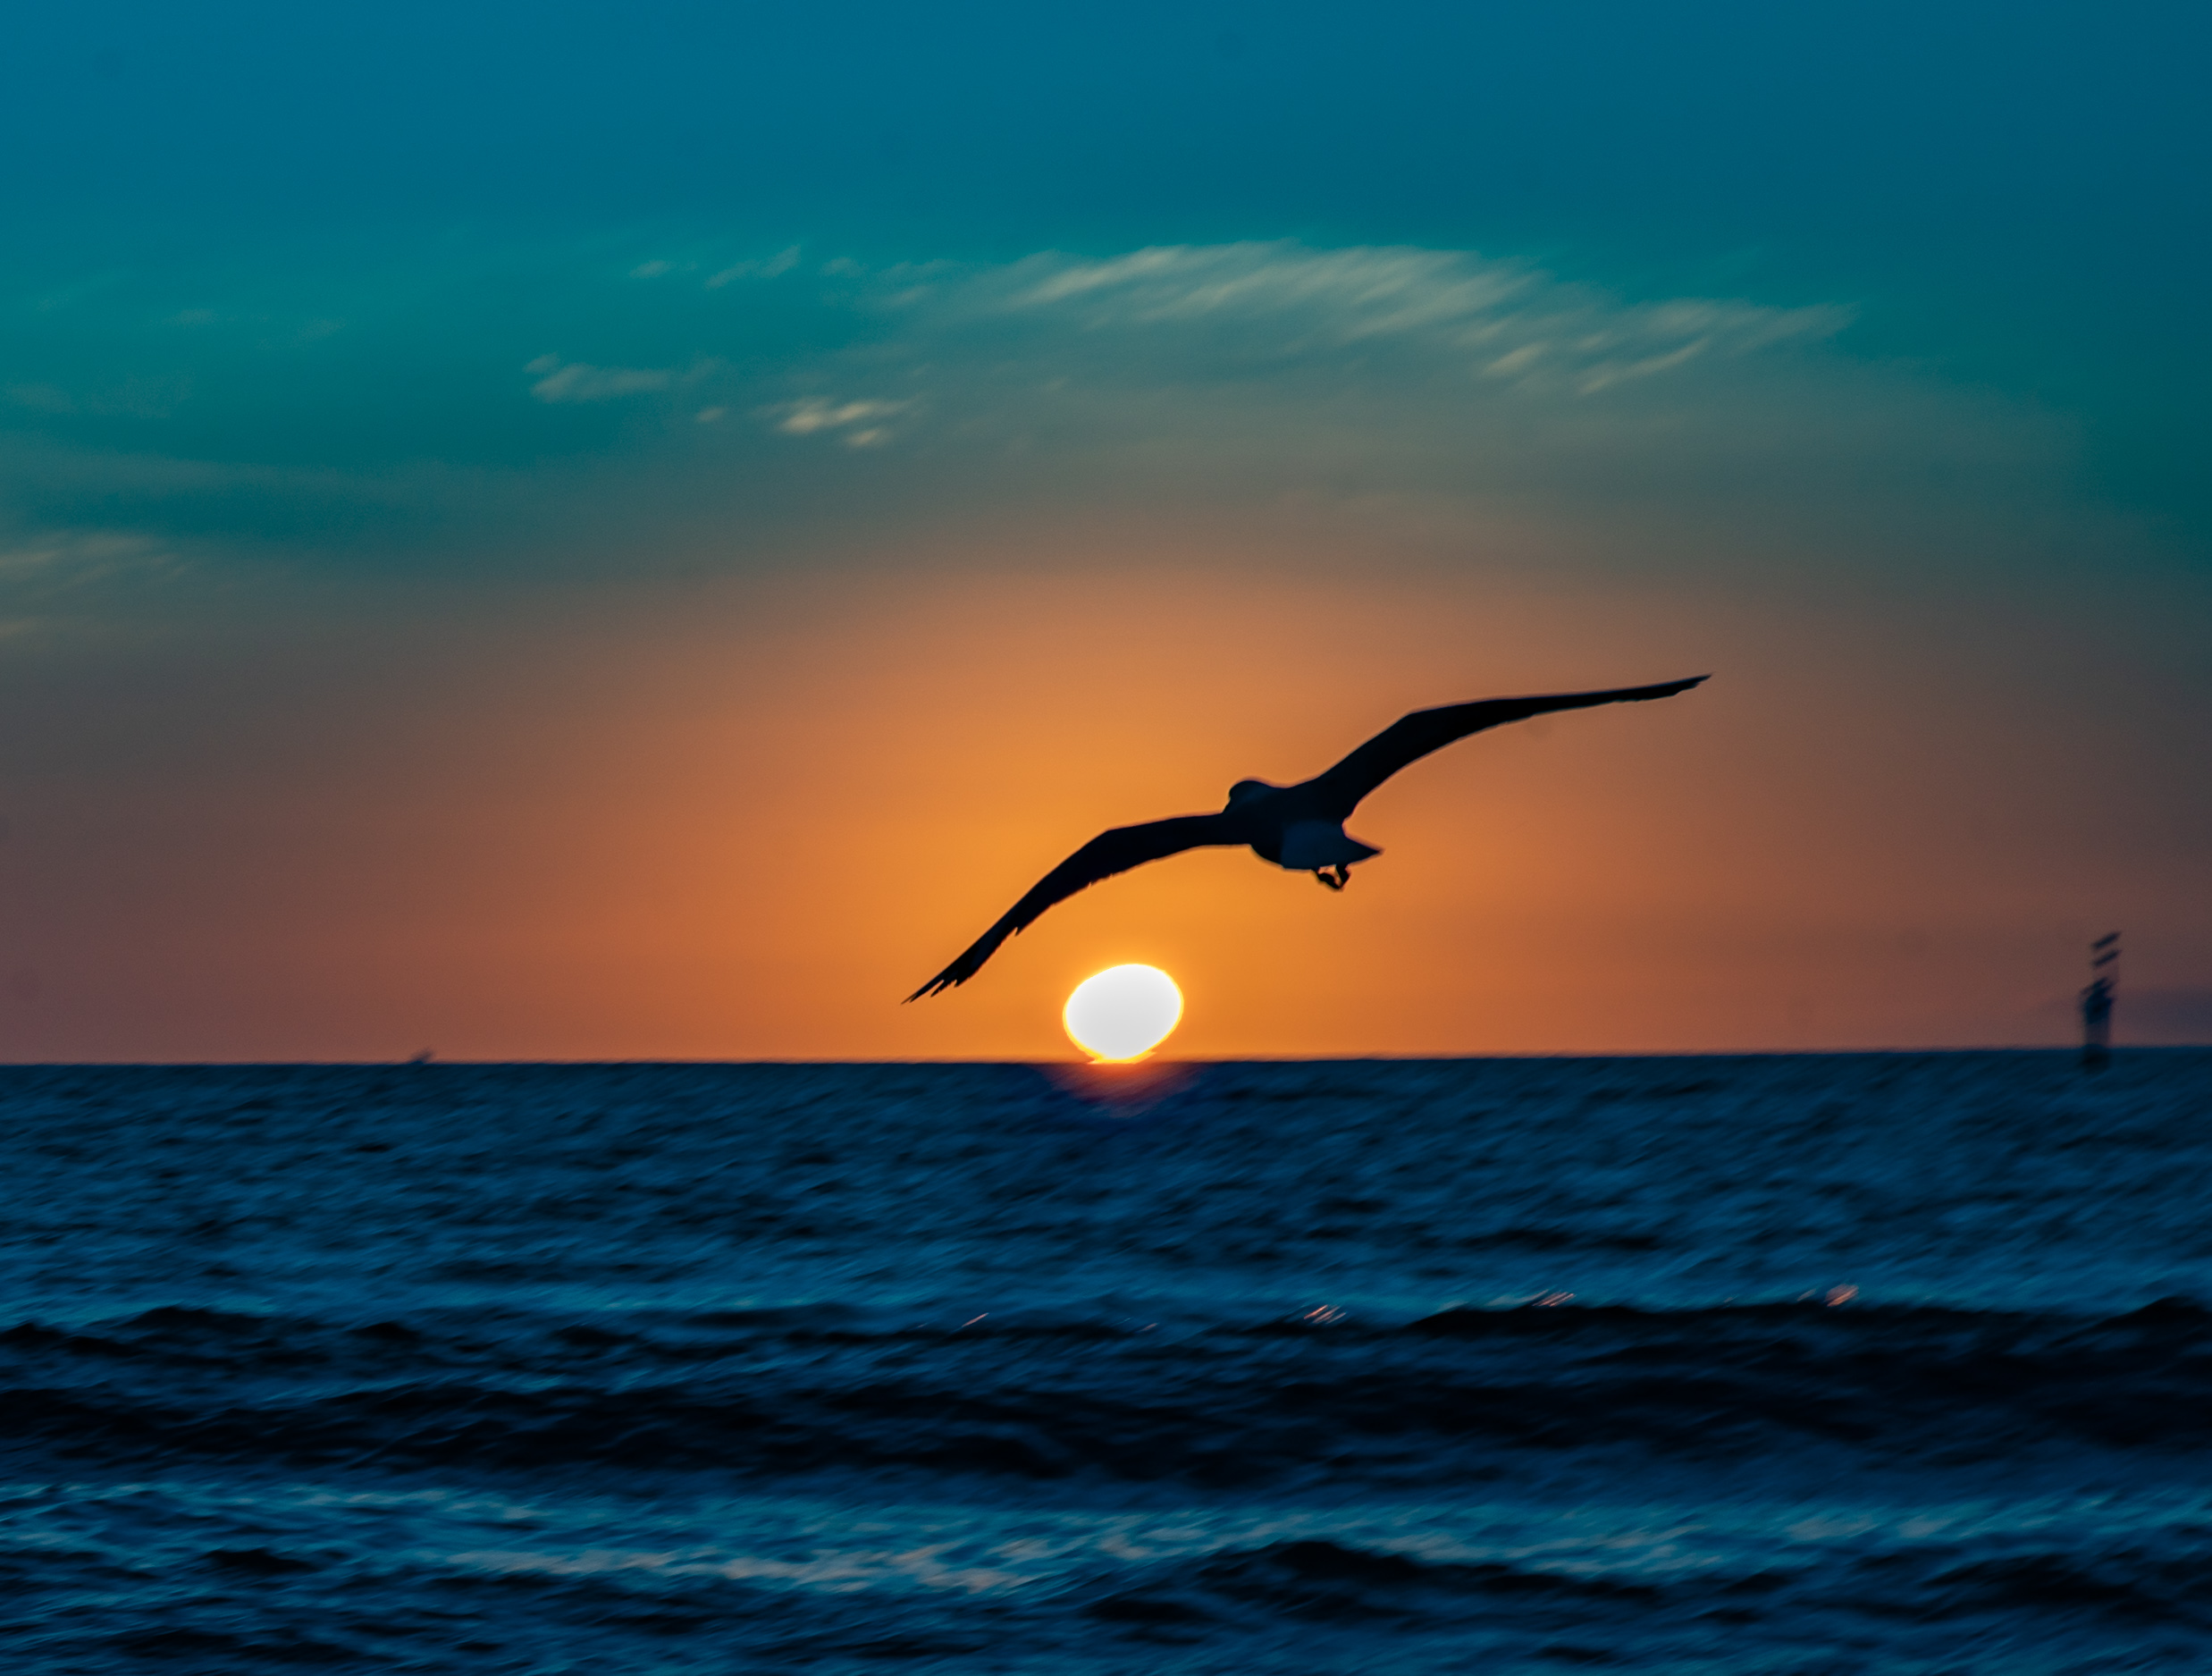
[905, 967, 969, 1002]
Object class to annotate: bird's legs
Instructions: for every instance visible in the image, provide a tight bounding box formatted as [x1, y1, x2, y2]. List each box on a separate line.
[1314, 864, 1350, 891]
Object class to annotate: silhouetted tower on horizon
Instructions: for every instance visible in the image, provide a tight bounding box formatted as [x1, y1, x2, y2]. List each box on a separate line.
[2081, 931, 2119, 1071]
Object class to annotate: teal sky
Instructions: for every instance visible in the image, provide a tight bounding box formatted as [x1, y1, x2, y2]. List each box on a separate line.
[9, 0, 2209, 552]
[3, 2, 2208, 1057]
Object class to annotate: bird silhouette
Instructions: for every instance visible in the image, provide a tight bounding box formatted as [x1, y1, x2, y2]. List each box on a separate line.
[906, 675, 1707, 998]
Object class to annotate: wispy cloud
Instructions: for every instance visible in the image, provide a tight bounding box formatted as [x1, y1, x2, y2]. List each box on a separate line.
[636, 239, 1882, 493]
[7, 376, 190, 418]
[761, 397, 909, 446]
[1006, 243, 1534, 338]
[0, 233, 2046, 578]
[705, 247, 801, 289]
[963, 241, 1849, 392]
[525, 355, 687, 403]
[0, 527, 168, 584]
[0, 526, 178, 635]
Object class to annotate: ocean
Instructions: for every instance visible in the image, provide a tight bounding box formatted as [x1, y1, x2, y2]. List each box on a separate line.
[3, 1051, 2209, 1673]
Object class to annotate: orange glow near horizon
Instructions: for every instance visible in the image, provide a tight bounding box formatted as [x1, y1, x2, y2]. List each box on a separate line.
[0, 515, 2202, 1062]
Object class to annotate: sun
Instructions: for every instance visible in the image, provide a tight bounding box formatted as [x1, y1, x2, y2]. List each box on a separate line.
[1063, 964, 1183, 1062]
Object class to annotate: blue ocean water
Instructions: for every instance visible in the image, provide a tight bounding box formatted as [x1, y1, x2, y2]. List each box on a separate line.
[4, 1051, 2211, 1673]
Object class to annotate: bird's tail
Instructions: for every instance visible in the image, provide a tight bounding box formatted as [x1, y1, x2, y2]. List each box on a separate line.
[1279, 821, 1382, 872]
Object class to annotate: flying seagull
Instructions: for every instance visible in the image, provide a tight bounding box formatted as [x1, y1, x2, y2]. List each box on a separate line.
[907, 675, 1707, 999]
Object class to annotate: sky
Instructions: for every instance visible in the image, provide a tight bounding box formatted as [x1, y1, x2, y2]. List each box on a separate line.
[2, 1, 2208, 1060]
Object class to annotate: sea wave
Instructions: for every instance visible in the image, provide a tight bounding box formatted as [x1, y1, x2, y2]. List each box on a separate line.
[5, 1057, 2211, 1672]
[7, 1298, 2211, 1483]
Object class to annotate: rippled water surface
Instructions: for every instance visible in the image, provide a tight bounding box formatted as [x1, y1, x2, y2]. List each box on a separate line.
[4, 1051, 2210, 1672]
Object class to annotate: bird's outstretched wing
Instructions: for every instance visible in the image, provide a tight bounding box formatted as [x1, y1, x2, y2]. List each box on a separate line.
[906, 814, 1237, 999]
[1304, 675, 1709, 819]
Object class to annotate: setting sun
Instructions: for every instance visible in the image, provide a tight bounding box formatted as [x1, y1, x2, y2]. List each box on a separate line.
[1062, 964, 1184, 1061]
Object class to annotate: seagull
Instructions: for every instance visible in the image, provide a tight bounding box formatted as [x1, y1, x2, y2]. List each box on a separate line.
[906, 675, 1707, 999]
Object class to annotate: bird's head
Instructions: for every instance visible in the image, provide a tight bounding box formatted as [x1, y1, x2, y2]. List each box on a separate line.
[1225, 779, 1277, 808]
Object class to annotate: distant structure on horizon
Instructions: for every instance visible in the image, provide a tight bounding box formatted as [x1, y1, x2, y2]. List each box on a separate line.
[2081, 932, 2119, 1070]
